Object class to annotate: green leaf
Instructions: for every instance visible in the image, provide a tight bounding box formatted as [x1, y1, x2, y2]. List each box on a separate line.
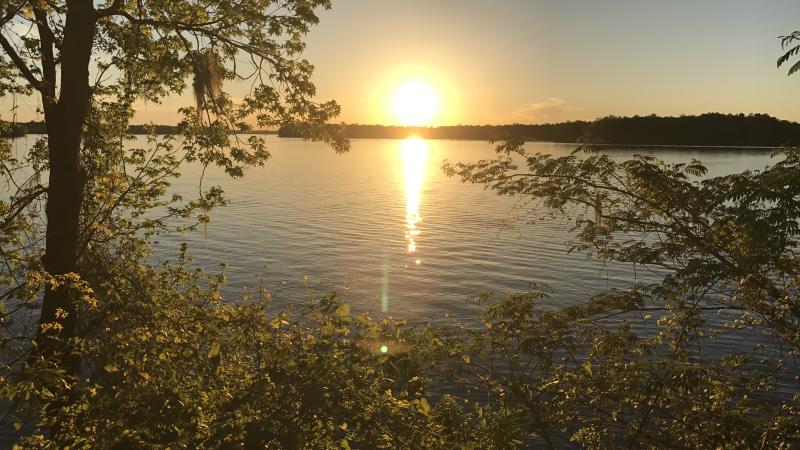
[335, 304, 350, 317]
[420, 397, 431, 414]
[208, 342, 221, 358]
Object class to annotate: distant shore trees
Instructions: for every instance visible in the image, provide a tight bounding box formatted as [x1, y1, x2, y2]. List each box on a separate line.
[279, 113, 800, 147]
[9, 112, 800, 148]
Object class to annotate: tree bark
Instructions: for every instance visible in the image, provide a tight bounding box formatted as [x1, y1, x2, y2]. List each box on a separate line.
[37, 2, 96, 374]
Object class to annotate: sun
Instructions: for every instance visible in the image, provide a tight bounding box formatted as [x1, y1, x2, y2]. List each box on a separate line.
[390, 79, 440, 126]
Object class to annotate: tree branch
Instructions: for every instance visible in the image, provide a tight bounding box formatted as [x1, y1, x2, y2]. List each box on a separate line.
[0, 31, 44, 92]
[0, 186, 48, 232]
[0, 2, 26, 27]
[32, 7, 57, 102]
[96, 0, 126, 18]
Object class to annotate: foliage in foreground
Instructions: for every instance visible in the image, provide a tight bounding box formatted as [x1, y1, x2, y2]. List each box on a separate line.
[0, 0, 350, 378]
[444, 142, 800, 447]
[1, 136, 799, 448]
[4, 250, 471, 449]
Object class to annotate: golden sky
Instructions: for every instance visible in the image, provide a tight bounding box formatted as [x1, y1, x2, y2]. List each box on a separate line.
[299, 0, 800, 126]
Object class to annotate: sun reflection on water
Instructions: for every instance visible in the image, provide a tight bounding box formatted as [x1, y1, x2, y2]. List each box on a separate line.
[381, 138, 429, 315]
[401, 137, 428, 258]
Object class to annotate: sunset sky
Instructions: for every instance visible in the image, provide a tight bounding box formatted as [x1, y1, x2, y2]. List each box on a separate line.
[8, 0, 800, 126]
[299, 0, 800, 125]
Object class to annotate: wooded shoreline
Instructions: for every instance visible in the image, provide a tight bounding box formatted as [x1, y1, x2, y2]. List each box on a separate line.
[280, 113, 800, 147]
[7, 113, 800, 148]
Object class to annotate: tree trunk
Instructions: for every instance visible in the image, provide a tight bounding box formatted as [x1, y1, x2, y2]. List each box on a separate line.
[37, 3, 96, 374]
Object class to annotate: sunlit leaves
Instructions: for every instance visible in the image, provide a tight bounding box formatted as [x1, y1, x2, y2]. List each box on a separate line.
[0, 3, 350, 445]
[444, 142, 800, 447]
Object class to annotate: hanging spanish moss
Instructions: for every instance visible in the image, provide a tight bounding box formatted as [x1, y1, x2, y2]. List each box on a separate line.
[594, 193, 603, 226]
[192, 48, 223, 117]
[191, 48, 223, 242]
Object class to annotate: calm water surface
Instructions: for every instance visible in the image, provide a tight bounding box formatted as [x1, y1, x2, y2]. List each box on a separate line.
[0, 137, 790, 447]
[152, 137, 778, 326]
[0, 136, 796, 447]
[0, 134, 792, 448]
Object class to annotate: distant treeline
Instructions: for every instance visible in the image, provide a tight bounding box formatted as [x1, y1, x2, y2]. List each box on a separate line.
[280, 113, 800, 147]
[0, 121, 182, 137]
[1, 121, 278, 137]
[278, 122, 589, 143]
[7, 114, 800, 146]
[583, 113, 800, 147]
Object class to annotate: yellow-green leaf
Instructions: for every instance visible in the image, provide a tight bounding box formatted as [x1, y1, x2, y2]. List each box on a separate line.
[420, 397, 431, 413]
[208, 342, 221, 358]
[335, 304, 350, 317]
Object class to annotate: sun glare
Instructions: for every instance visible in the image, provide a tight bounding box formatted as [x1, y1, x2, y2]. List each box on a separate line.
[390, 80, 440, 126]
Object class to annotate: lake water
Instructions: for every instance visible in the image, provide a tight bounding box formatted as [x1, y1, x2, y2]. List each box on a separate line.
[149, 136, 779, 327]
[1, 135, 794, 445]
